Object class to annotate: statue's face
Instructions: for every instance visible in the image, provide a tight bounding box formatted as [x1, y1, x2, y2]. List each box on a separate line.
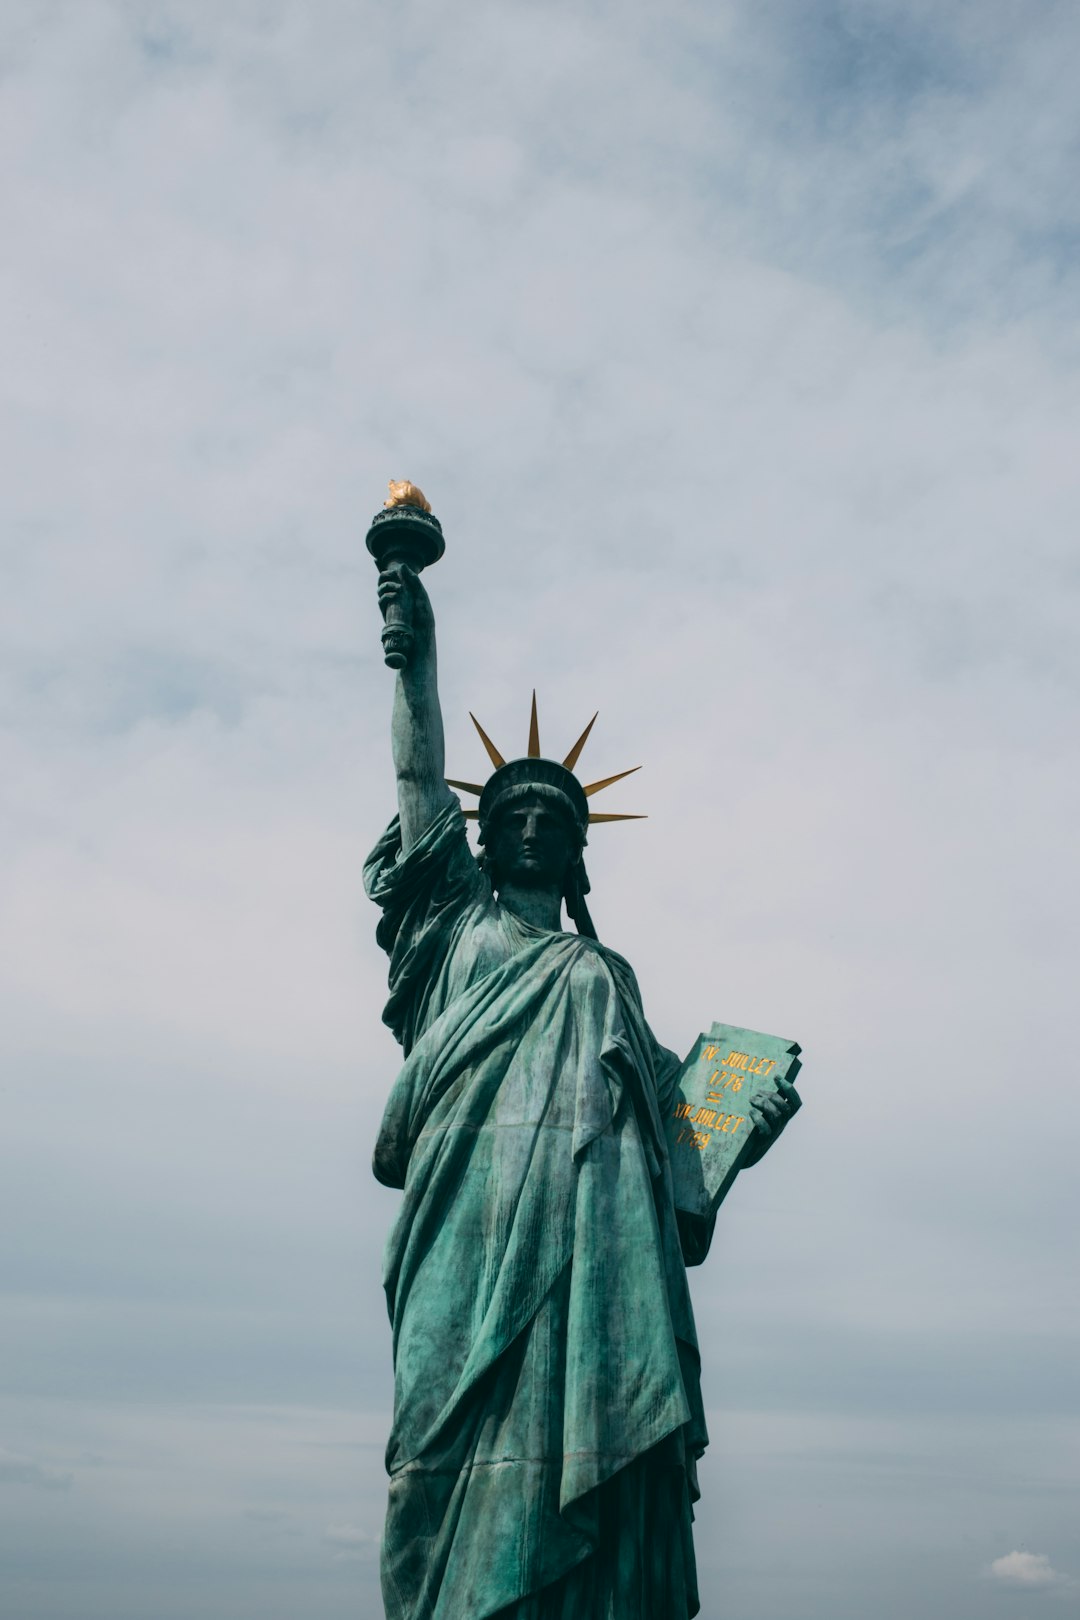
[488, 796, 577, 891]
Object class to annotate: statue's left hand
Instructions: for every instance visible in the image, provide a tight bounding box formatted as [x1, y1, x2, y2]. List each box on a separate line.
[746, 1075, 802, 1157]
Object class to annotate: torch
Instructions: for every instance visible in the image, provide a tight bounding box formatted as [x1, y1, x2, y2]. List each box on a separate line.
[365, 481, 445, 670]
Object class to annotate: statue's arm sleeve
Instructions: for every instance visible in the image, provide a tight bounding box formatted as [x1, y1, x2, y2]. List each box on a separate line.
[648, 1028, 720, 1266]
[650, 1035, 683, 1115]
[364, 797, 486, 1046]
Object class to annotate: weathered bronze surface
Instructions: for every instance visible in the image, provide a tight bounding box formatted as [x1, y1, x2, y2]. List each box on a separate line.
[365, 490, 803, 1618]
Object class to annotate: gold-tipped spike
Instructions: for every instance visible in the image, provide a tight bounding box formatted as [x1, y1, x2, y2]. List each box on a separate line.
[463, 809, 479, 820]
[588, 812, 647, 823]
[469, 713, 506, 769]
[583, 765, 641, 798]
[527, 691, 540, 758]
[446, 778, 484, 795]
[563, 712, 598, 771]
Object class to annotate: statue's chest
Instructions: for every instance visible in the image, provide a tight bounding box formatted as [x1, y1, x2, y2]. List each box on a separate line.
[448, 906, 611, 994]
[445, 906, 518, 993]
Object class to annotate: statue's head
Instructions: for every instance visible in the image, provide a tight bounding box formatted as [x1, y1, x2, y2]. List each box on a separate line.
[477, 761, 594, 934]
[478, 761, 586, 883]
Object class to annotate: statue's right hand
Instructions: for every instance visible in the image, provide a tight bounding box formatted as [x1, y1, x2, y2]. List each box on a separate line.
[377, 563, 435, 650]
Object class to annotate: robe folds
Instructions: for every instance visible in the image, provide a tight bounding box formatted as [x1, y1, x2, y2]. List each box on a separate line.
[365, 801, 709, 1620]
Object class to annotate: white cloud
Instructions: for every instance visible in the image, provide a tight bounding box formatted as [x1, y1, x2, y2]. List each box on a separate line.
[0, 1448, 72, 1491]
[323, 1521, 377, 1559]
[988, 1551, 1061, 1587]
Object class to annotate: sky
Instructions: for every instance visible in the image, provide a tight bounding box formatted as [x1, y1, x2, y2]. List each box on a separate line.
[1, 1, 1079, 1616]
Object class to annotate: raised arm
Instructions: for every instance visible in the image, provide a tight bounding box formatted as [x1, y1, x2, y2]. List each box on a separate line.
[377, 564, 454, 854]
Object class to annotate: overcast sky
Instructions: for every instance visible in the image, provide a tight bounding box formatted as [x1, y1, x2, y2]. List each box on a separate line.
[2, 2, 1079, 1617]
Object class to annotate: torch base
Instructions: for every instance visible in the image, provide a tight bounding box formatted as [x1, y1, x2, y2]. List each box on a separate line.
[365, 505, 445, 571]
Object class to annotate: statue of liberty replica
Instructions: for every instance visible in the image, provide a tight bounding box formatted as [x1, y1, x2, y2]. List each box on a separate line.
[364, 484, 802, 1619]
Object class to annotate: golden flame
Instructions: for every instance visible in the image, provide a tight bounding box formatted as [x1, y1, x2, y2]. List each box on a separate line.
[384, 480, 432, 513]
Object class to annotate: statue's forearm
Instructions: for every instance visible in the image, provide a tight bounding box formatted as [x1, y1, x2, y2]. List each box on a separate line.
[392, 647, 453, 853]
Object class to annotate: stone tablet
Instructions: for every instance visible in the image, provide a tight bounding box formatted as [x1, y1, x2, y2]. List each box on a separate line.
[666, 1022, 802, 1220]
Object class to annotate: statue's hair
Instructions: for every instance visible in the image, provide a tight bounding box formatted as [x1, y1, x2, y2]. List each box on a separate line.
[477, 761, 589, 836]
[478, 780, 586, 846]
[563, 856, 598, 941]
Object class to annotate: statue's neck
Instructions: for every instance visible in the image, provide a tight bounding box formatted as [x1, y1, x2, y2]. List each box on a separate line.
[497, 882, 565, 933]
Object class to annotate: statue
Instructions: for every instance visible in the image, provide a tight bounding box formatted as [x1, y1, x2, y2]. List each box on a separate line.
[364, 486, 802, 1619]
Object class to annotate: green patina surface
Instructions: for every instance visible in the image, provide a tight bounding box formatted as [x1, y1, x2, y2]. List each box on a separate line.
[366, 803, 703, 1618]
[366, 513, 802, 1619]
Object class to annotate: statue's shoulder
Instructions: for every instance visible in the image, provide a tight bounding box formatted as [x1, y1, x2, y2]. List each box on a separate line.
[590, 935, 638, 983]
[556, 932, 647, 1010]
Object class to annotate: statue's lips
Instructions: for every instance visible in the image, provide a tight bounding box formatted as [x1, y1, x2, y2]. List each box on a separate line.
[510, 849, 553, 873]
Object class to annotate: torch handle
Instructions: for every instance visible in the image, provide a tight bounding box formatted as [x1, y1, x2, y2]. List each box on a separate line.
[378, 547, 418, 671]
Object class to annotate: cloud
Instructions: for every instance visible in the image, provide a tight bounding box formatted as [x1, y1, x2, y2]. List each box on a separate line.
[243, 1505, 302, 1540]
[0, 1448, 73, 1491]
[988, 1551, 1061, 1587]
[2, 3, 1079, 1619]
[323, 1521, 377, 1559]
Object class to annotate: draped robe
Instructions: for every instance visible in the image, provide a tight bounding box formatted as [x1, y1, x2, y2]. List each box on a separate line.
[365, 801, 710, 1619]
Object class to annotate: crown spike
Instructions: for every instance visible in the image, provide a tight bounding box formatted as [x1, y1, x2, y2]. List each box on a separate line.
[469, 713, 506, 769]
[563, 712, 598, 772]
[583, 765, 641, 798]
[527, 691, 541, 759]
[588, 812, 647, 823]
[446, 777, 484, 795]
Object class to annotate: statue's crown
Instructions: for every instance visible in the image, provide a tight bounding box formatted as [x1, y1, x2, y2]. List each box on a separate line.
[446, 695, 644, 830]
